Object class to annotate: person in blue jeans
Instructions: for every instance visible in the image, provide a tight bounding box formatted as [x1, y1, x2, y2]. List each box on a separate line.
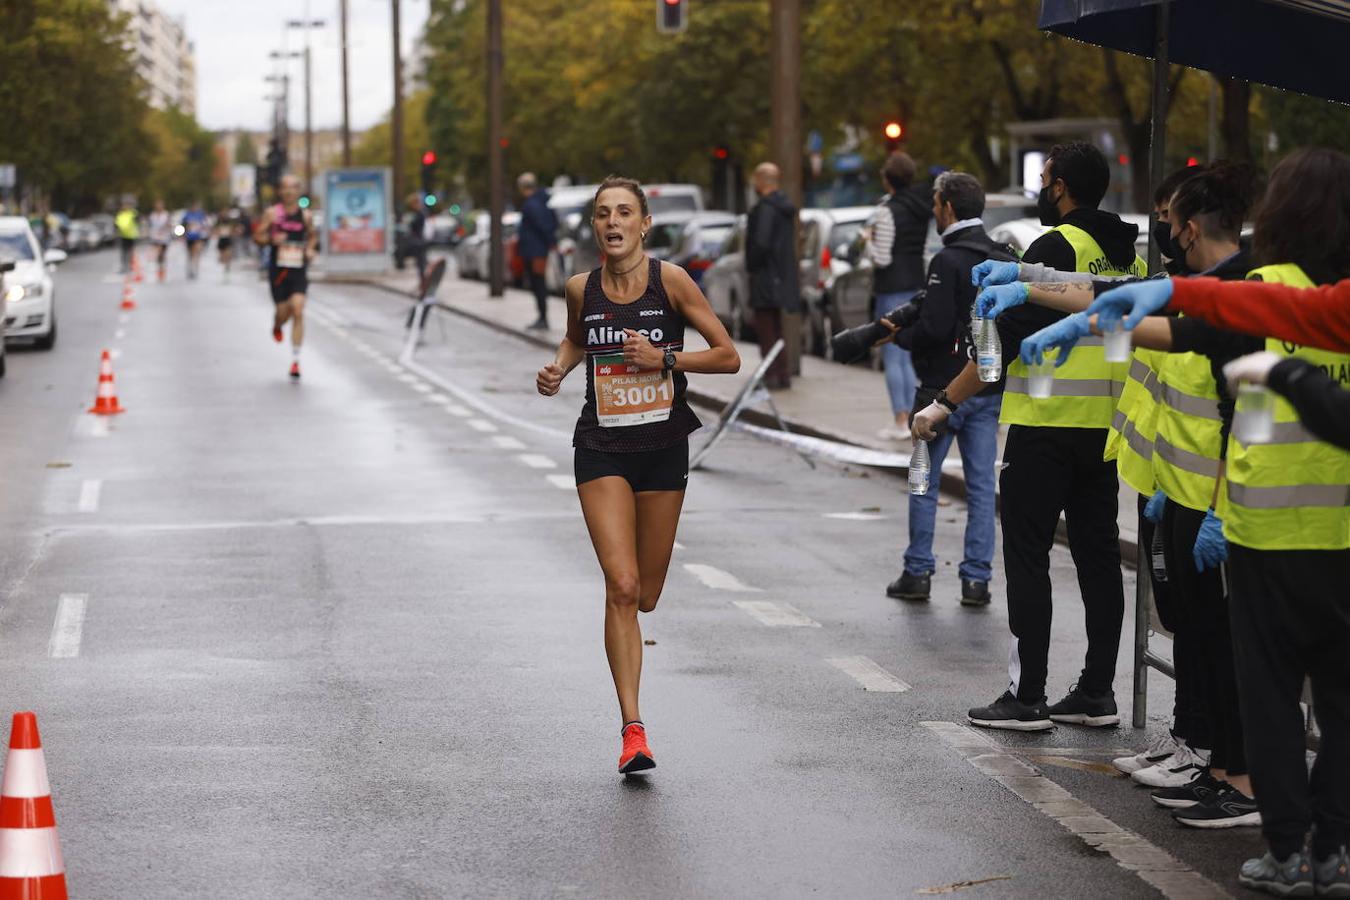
[885, 171, 1009, 605]
[868, 152, 931, 440]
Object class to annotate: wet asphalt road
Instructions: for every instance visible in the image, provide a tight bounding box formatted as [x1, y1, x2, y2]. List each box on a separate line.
[0, 248, 1261, 898]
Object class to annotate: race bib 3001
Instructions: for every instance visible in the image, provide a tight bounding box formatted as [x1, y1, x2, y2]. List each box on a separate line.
[593, 353, 673, 427]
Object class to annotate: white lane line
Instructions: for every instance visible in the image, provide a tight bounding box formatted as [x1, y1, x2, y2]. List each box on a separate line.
[673, 541, 685, 551]
[118, 313, 130, 324]
[732, 600, 821, 627]
[492, 435, 526, 450]
[109, 349, 123, 360]
[48, 594, 88, 658]
[88, 418, 110, 438]
[444, 403, 471, 417]
[114, 328, 126, 340]
[546, 474, 576, 490]
[397, 373, 419, 384]
[467, 419, 498, 433]
[827, 656, 910, 692]
[77, 479, 102, 513]
[823, 512, 888, 521]
[516, 454, 556, 469]
[427, 393, 452, 405]
[683, 563, 762, 593]
[921, 722, 1227, 899]
[410, 382, 432, 394]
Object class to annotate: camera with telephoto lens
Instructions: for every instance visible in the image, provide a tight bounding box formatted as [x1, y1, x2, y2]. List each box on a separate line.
[830, 290, 925, 364]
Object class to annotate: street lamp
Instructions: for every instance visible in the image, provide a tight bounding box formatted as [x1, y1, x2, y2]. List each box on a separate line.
[284, 19, 325, 197]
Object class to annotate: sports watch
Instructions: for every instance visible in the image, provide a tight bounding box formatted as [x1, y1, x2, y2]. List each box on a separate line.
[663, 350, 677, 372]
[935, 390, 959, 413]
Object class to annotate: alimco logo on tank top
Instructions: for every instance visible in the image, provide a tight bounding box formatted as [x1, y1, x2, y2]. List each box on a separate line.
[583, 307, 672, 352]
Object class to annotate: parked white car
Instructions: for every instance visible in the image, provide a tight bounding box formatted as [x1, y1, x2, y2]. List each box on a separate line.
[0, 216, 63, 350]
[988, 212, 1150, 259]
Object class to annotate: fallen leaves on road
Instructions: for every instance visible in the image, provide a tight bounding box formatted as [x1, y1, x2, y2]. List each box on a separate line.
[643, 639, 656, 646]
[45, 462, 72, 468]
[916, 875, 1012, 894]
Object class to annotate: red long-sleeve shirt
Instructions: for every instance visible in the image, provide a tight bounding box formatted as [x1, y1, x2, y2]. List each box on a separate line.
[1169, 276, 1350, 351]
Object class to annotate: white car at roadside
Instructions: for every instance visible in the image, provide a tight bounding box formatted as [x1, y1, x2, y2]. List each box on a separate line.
[0, 216, 64, 350]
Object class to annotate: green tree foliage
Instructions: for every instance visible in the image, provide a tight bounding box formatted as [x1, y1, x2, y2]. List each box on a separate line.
[141, 106, 219, 209]
[352, 88, 433, 199]
[1264, 88, 1350, 159]
[0, 0, 151, 212]
[235, 132, 259, 166]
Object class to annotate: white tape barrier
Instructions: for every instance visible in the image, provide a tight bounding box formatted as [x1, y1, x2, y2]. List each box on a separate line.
[730, 420, 972, 475]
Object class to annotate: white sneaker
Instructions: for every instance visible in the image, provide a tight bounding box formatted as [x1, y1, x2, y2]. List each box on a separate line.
[1112, 730, 1180, 775]
[878, 425, 912, 441]
[1131, 742, 1211, 788]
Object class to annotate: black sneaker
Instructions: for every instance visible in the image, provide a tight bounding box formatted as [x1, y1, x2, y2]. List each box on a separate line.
[1174, 786, 1262, 829]
[960, 578, 991, 607]
[1239, 849, 1314, 896]
[886, 571, 930, 601]
[968, 691, 1054, 732]
[1048, 684, 1120, 727]
[1151, 770, 1223, 809]
[526, 318, 549, 331]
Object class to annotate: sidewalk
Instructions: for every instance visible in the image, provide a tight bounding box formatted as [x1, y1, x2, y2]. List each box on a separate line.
[316, 261, 1140, 558]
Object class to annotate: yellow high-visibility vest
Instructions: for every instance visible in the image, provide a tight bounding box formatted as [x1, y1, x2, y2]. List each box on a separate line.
[1001, 223, 1146, 429]
[1152, 341, 1224, 512]
[1106, 347, 1165, 494]
[1221, 263, 1350, 550]
[115, 209, 139, 239]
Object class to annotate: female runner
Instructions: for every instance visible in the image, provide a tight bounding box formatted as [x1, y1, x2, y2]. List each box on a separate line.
[536, 176, 740, 774]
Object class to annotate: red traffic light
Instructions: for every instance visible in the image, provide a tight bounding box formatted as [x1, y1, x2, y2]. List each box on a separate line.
[421, 151, 437, 166]
[712, 146, 729, 160]
[883, 122, 903, 141]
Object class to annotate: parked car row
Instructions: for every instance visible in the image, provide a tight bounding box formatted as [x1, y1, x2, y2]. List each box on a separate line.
[0, 216, 67, 375]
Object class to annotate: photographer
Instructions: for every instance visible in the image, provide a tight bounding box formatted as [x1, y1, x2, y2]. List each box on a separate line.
[883, 172, 1012, 606]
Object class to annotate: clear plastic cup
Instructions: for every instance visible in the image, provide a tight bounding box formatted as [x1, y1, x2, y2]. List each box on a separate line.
[1233, 384, 1275, 444]
[1026, 358, 1055, 399]
[1103, 322, 1132, 363]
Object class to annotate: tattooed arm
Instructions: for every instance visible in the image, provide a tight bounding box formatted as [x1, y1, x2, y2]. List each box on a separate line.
[1025, 281, 1096, 314]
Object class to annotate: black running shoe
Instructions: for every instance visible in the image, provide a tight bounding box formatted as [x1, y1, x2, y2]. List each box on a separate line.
[1048, 684, 1120, 727]
[886, 571, 930, 601]
[960, 578, 991, 607]
[1151, 771, 1223, 809]
[968, 691, 1054, 732]
[1174, 786, 1262, 829]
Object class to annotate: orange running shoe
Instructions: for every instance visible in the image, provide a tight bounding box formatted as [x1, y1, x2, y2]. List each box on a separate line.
[618, 722, 655, 775]
[289, 361, 301, 380]
[272, 325, 284, 343]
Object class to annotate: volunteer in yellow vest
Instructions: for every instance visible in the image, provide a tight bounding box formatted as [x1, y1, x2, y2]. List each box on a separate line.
[914, 141, 1144, 732]
[115, 198, 139, 275]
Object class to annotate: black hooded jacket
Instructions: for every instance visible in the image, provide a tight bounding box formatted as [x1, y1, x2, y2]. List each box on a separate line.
[993, 207, 1142, 366]
[746, 189, 801, 312]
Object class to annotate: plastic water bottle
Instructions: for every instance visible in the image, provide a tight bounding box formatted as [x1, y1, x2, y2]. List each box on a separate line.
[909, 440, 931, 495]
[976, 317, 1002, 383]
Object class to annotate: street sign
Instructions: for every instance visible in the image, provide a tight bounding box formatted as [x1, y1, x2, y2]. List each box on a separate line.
[229, 164, 255, 206]
[0, 165, 15, 189]
[320, 167, 392, 274]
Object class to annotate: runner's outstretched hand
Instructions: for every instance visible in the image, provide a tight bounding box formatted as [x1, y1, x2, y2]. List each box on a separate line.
[622, 329, 663, 369]
[537, 362, 564, 396]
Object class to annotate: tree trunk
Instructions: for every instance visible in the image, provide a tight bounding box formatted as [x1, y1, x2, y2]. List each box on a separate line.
[1221, 78, 1252, 162]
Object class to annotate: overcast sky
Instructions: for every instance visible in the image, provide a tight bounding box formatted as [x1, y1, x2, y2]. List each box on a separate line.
[155, 0, 432, 133]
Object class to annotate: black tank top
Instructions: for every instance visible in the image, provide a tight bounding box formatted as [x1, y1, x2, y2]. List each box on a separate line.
[573, 258, 701, 452]
[269, 204, 308, 273]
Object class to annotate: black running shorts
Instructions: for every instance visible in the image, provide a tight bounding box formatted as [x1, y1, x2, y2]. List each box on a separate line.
[270, 268, 308, 304]
[574, 439, 689, 492]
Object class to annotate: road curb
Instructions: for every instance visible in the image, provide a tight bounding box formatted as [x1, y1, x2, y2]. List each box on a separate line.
[332, 275, 1139, 564]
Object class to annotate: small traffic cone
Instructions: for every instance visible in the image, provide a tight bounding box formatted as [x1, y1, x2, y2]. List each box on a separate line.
[0, 712, 68, 899]
[87, 350, 125, 415]
[131, 250, 143, 283]
[119, 281, 136, 311]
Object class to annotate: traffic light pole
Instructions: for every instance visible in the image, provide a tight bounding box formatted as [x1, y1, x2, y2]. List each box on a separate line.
[340, 0, 352, 167]
[391, 0, 405, 217]
[304, 44, 313, 197]
[769, 0, 802, 207]
[487, 0, 505, 298]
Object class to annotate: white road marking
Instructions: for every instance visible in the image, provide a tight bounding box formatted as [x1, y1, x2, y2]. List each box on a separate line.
[467, 419, 497, 433]
[921, 722, 1227, 899]
[77, 479, 102, 513]
[397, 373, 419, 384]
[546, 474, 576, 490]
[109, 349, 123, 360]
[427, 393, 452, 404]
[673, 541, 685, 550]
[823, 512, 888, 521]
[516, 454, 556, 469]
[114, 328, 126, 340]
[89, 418, 110, 438]
[411, 382, 432, 393]
[732, 600, 820, 627]
[48, 594, 88, 658]
[492, 436, 526, 450]
[444, 404, 471, 417]
[118, 313, 130, 324]
[827, 656, 910, 692]
[683, 563, 762, 593]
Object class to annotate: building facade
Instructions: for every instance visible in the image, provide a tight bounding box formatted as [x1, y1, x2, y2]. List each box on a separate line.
[108, 0, 197, 114]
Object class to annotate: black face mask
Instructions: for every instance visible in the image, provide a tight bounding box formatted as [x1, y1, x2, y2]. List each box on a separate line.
[1036, 185, 1062, 227]
[1152, 221, 1175, 259]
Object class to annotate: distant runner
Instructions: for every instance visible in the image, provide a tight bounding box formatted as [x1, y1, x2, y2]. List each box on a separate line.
[147, 199, 172, 283]
[254, 175, 317, 380]
[535, 176, 740, 775]
[216, 208, 237, 282]
[181, 201, 210, 280]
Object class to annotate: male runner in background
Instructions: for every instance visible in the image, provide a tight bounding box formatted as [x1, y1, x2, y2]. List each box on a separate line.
[254, 175, 318, 380]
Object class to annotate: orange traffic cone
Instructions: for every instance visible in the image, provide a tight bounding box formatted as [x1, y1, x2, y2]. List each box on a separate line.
[131, 250, 143, 283]
[119, 281, 136, 311]
[87, 350, 125, 415]
[0, 712, 68, 899]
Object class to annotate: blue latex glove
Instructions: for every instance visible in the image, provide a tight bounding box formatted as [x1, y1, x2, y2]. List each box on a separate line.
[1193, 508, 1229, 571]
[976, 282, 1030, 319]
[1143, 489, 1167, 524]
[971, 259, 1021, 288]
[1087, 279, 1174, 333]
[1020, 312, 1092, 366]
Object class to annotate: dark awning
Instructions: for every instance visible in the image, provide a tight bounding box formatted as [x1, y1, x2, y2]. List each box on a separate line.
[1039, 0, 1350, 105]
